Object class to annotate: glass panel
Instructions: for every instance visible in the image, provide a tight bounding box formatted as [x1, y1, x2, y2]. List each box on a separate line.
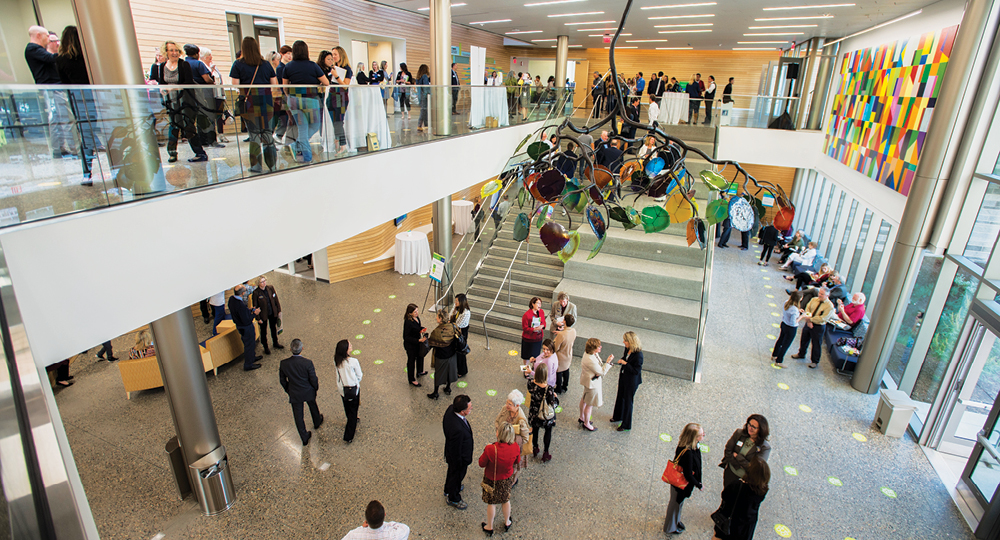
[817, 185, 836, 252]
[910, 268, 978, 403]
[970, 444, 1000, 502]
[826, 191, 847, 260]
[862, 220, 892, 299]
[964, 182, 1000, 268]
[956, 335, 1000, 445]
[885, 254, 944, 387]
[837, 199, 859, 269]
[846, 210, 873, 291]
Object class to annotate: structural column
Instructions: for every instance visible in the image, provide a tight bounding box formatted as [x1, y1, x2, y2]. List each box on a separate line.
[432, 199, 454, 307]
[852, 0, 1000, 393]
[805, 41, 838, 131]
[555, 36, 569, 88]
[430, 0, 453, 136]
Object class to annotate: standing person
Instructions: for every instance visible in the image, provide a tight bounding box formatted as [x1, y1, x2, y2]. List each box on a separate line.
[518, 73, 531, 120]
[504, 70, 519, 115]
[395, 63, 413, 119]
[716, 196, 733, 248]
[341, 500, 410, 540]
[228, 284, 262, 371]
[183, 44, 221, 148]
[201, 48, 230, 143]
[527, 339, 558, 387]
[578, 338, 614, 432]
[686, 74, 702, 124]
[647, 94, 660, 124]
[403, 303, 428, 387]
[355, 62, 369, 84]
[442, 394, 474, 510]
[368, 61, 381, 85]
[757, 221, 780, 266]
[328, 46, 353, 155]
[154, 41, 208, 163]
[520, 298, 546, 368]
[791, 287, 834, 368]
[55, 26, 99, 186]
[252, 276, 284, 355]
[495, 390, 530, 486]
[416, 64, 431, 133]
[550, 292, 577, 331]
[590, 72, 605, 116]
[230, 36, 278, 173]
[663, 423, 704, 534]
[703, 75, 717, 125]
[635, 72, 646, 95]
[772, 291, 806, 368]
[478, 423, 519, 535]
[208, 290, 226, 335]
[451, 62, 461, 114]
[427, 309, 459, 400]
[610, 331, 643, 432]
[279, 338, 323, 446]
[553, 314, 577, 394]
[453, 293, 472, 377]
[712, 458, 770, 540]
[281, 40, 329, 163]
[526, 364, 558, 462]
[334, 339, 363, 443]
[25, 26, 75, 158]
[472, 196, 484, 240]
[95, 340, 118, 362]
[719, 414, 771, 488]
[274, 45, 293, 143]
[493, 193, 511, 229]
[723, 77, 734, 104]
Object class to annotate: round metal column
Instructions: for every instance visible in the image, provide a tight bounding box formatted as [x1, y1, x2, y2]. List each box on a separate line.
[430, 0, 453, 136]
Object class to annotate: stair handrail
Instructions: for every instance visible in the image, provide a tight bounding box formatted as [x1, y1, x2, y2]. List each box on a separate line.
[482, 241, 525, 350]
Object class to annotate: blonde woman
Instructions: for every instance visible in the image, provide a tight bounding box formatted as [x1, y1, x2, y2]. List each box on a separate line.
[663, 423, 704, 534]
[611, 331, 644, 432]
[328, 45, 352, 155]
[478, 422, 519, 535]
[129, 330, 156, 359]
[495, 390, 530, 485]
[578, 338, 613, 432]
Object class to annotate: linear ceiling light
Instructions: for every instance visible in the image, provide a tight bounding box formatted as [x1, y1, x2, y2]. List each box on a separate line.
[469, 19, 512, 24]
[755, 15, 833, 20]
[626, 39, 671, 42]
[658, 29, 712, 33]
[648, 13, 715, 19]
[763, 3, 854, 9]
[744, 32, 805, 35]
[654, 23, 713, 27]
[656, 47, 694, 49]
[641, 2, 716, 9]
[551, 44, 585, 47]
[588, 33, 631, 36]
[734, 47, 778, 50]
[824, 9, 922, 47]
[738, 40, 788, 43]
[531, 38, 558, 41]
[548, 11, 605, 17]
[417, 2, 466, 10]
[605, 46, 637, 48]
[564, 20, 615, 25]
[525, 0, 585, 5]
[748, 24, 817, 28]
[506, 30, 543, 34]
[577, 27, 619, 31]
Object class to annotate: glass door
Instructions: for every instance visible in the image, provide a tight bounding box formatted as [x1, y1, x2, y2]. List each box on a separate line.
[938, 318, 1000, 456]
[961, 392, 1000, 537]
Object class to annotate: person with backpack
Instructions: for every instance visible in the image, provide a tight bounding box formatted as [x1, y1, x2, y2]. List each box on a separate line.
[427, 308, 460, 400]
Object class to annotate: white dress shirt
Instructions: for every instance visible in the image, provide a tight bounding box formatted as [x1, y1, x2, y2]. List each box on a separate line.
[342, 521, 410, 540]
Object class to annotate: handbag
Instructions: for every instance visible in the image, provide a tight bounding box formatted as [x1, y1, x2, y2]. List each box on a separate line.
[337, 362, 359, 400]
[710, 483, 743, 536]
[540, 387, 557, 423]
[481, 445, 498, 495]
[453, 324, 471, 355]
[236, 63, 261, 114]
[661, 448, 689, 489]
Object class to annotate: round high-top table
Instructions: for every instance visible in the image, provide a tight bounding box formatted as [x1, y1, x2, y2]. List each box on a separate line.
[452, 199, 474, 235]
[394, 230, 431, 275]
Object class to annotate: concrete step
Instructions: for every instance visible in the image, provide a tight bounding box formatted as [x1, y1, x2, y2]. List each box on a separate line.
[481, 254, 564, 278]
[572, 318, 696, 380]
[563, 252, 704, 301]
[554, 278, 700, 338]
[469, 321, 524, 348]
[467, 291, 539, 319]
[577, 225, 705, 268]
[472, 274, 557, 298]
[477, 264, 563, 288]
[488, 244, 564, 267]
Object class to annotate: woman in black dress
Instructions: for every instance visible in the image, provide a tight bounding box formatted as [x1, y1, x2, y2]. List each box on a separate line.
[55, 25, 99, 185]
[663, 423, 703, 534]
[154, 40, 208, 163]
[403, 303, 427, 386]
[610, 331, 643, 431]
[395, 63, 413, 119]
[229, 36, 278, 173]
[713, 457, 770, 540]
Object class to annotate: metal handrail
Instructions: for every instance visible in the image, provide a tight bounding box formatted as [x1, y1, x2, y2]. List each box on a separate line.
[482, 241, 526, 351]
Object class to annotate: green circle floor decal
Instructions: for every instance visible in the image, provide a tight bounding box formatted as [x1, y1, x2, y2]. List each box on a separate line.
[783, 466, 798, 476]
[852, 432, 868, 442]
[698, 443, 710, 452]
[352, 350, 360, 355]
[762, 277, 771, 280]
[419, 274, 427, 278]
[457, 381, 468, 388]
[373, 359, 384, 365]
[771, 312, 780, 317]
[555, 406, 563, 413]
[765, 294, 774, 298]
[774, 524, 792, 538]
[766, 334, 777, 340]
[777, 383, 789, 390]
[508, 350, 518, 356]
[772, 323, 780, 328]
[880, 487, 897, 498]
[768, 302, 777, 307]
[374, 308, 382, 313]
[356, 334, 364, 339]
[764, 285, 773, 289]
[408, 283, 415, 286]
[388, 294, 396, 299]
[799, 404, 812, 413]
[659, 433, 672, 442]
[486, 389, 497, 396]
[363, 320, 371, 325]
[828, 476, 843, 486]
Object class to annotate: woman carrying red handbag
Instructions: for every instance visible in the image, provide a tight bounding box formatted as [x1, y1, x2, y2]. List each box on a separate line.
[663, 423, 704, 534]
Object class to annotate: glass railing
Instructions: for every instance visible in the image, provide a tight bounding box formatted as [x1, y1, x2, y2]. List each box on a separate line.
[0, 84, 571, 228]
[568, 93, 801, 130]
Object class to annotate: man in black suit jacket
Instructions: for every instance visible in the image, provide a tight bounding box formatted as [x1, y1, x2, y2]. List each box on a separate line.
[279, 339, 323, 446]
[228, 284, 262, 370]
[442, 394, 474, 509]
[451, 63, 460, 114]
[596, 139, 624, 171]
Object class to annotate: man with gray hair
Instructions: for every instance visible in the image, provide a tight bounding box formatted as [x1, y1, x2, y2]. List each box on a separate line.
[279, 338, 323, 446]
[25, 26, 76, 158]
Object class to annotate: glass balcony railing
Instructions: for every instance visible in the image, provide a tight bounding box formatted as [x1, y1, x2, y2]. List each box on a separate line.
[571, 93, 801, 130]
[0, 84, 573, 228]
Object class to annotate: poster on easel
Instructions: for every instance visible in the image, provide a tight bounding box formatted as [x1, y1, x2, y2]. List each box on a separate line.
[429, 252, 445, 283]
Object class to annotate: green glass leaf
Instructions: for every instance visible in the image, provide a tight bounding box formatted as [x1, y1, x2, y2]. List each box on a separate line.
[640, 206, 670, 233]
[515, 134, 531, 153]
[700, 170, 729, 191]
[587, 234, 606, 260]
[527, 141, 549, 161]
[557, 231, 581, 262]
[518, 186, 528, 208]
[705, 199, 729, 225]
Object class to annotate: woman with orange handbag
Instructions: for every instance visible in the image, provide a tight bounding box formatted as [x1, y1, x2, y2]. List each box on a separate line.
[663, 423, 704, 534]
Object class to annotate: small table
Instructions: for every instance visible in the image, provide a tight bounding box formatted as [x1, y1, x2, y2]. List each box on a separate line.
[395, 231, 431, 275]
[452, 200, 474, 234]
[658, 93, 689, 125]
[469, 86, 511, 128]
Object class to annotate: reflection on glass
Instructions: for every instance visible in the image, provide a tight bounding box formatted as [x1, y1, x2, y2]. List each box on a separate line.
[886, 254, 943, 387]
[816, 185, 836, 253]
[826, 192, 847, 260]
[970, 441, 1000, 503]
[910, 268, 978, 403]
[861, 220, 892, 300]
[846, 210, 873, 291]
[964, 182, 1000, 268]
[838, 199, 858, 269]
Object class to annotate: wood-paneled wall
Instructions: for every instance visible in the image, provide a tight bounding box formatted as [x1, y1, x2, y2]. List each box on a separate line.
[325, 179, 494, 284]
[739, 163, 796, 223]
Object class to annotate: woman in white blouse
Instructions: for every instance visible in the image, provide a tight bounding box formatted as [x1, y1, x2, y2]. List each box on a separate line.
[637, 136, 658, 160]
[453, 294, 472, 378]
[334, 339, 364, 443]
[780, 241, 818, 270]
[578, 337, 614, 432]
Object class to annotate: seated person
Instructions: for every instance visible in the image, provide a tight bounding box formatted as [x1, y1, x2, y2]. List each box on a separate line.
[825, 274, 848, 304]
[778, 230, 805, 263]
[556, 141, 578, 178]
[836, 292, 866, 327]
[780, 241, 817, 270]
[637, 136, 658, 160]
[129, 329, 156, 359]
[595, 139, 624, 171]
[785, 263, 832, 290]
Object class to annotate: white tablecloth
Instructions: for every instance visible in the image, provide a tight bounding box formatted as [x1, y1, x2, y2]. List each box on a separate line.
[395, 231, 431, 275]
[320, 85, 392, 152]
[452, 200, 474, 234]
[658, 93, 689, 125]
[469, 86, 510, 128]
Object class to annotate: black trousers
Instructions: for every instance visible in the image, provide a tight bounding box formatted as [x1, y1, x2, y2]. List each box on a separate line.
[797, 323, 825, 363]
[199, 299, 211, 321]
[258, 316, 280, 351]
[741, 230, 750, 249]
[612, 378, 639, 429]
[531, 419, 553, 453]
[445, 460, 469, 503]
[405, 344, 424, 383]
[793, 272, 814, 289]
[773, 322, 797, 362]
[291, 400, 322, 442]
[452, 87, 460, 112]
[456, 326, 469, 376]
[687, 100, 700, 123]
[97, 340, 113, 359]
[237, 325, 256, 368]
[342, 393, 359, 441]
[556, 369, 570, 393]
[717, 222, 732, 247]
[592, 95, 604, 115]
[703, 99, 713, 124]
[760, 244, 775, 262]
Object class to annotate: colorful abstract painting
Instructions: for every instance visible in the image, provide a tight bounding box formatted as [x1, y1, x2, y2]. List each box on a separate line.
[824, 25, 959, 196]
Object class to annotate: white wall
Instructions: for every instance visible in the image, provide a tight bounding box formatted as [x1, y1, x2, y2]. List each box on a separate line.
[1, 122, 546, 367]
[340, 27, 406, 73]
[716, 127, 825, 169]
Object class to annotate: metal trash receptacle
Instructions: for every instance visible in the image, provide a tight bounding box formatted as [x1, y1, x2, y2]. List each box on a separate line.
[874, 389, 917, 438]
[189, 445, 236, 515]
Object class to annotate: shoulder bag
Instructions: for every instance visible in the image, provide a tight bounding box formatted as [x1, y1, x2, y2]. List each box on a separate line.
[540, 387, 558, 424]
[661, 447, 689, 489]
[711, 483, 744, 536]
[236, 63, 261, 114]
[481, 445, 497, 495]
[337, 362, 359, 400]
[453, 324, 471, 355]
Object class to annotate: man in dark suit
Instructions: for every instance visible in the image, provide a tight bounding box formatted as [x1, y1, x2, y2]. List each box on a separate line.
[647, 71, 665, 100]
[229, 284, 263, 371]
[442, 394, 474, 509]
[591, 72, 605, 116]
[451, 63, 460, 114]
[252, 276, 284, 355]
[596, 139, 624, 171]
[279, 338, 323, 446]
[623, 97, 640, 144]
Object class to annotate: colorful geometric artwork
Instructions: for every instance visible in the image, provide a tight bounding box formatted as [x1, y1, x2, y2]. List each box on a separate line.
[824, 25, 959, 196]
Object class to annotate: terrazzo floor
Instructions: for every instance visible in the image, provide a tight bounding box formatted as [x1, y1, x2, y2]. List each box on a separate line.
[55, 239, 975, 539]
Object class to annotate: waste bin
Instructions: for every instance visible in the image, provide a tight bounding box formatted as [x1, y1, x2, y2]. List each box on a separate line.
[874, 389, 917, 438]
[189, 445, 236, 515]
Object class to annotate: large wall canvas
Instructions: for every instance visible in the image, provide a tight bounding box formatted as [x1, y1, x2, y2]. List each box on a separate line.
[824, 25, 959, 196]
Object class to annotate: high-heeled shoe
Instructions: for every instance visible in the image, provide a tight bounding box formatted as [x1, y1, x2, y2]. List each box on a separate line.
[481, 523, 493, 536]
[504, 516, 513, 532]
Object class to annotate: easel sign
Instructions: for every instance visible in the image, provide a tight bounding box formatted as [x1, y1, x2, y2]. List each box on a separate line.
[429, 252, 445, 283]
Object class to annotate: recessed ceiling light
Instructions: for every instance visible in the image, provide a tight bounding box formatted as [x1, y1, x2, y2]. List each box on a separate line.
[654, 23, 713, 27]
[641, 2, 716, 9]
[738, 41, 788, 43]
[648, 13, 715, 19]
[525, 0, 585, 5]
[763, 3, 854, 10]
[656, 47, 694, 50]
[588, 33, 631, 36]
[824, 9, 921, 47]
[564, 20, 615, 25]
[733, 47, 779, 50]
[748, 24, 818, 28]
[531, 38, 558, 42]
[577, 27, 619, 31]
[658, 29, 712, 33]
[548, 11, 605, 17]
[605, 46, 637, 48]
[743, 32, 805, 35]
[506, 30, 543, 34]
[417, 2, 466, 10]
[626, 39, 670, 42]
[550, 44, 585, 47]
[755, 15, 833, 21]
[468, 19, 512, 24]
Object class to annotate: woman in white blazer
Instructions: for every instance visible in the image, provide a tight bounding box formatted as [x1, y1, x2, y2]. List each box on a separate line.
[578, 337, 614, 432]
[334, 339, 364, 443]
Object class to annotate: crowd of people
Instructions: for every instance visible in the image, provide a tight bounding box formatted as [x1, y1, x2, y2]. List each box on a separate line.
[591, 71, 735, 125]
